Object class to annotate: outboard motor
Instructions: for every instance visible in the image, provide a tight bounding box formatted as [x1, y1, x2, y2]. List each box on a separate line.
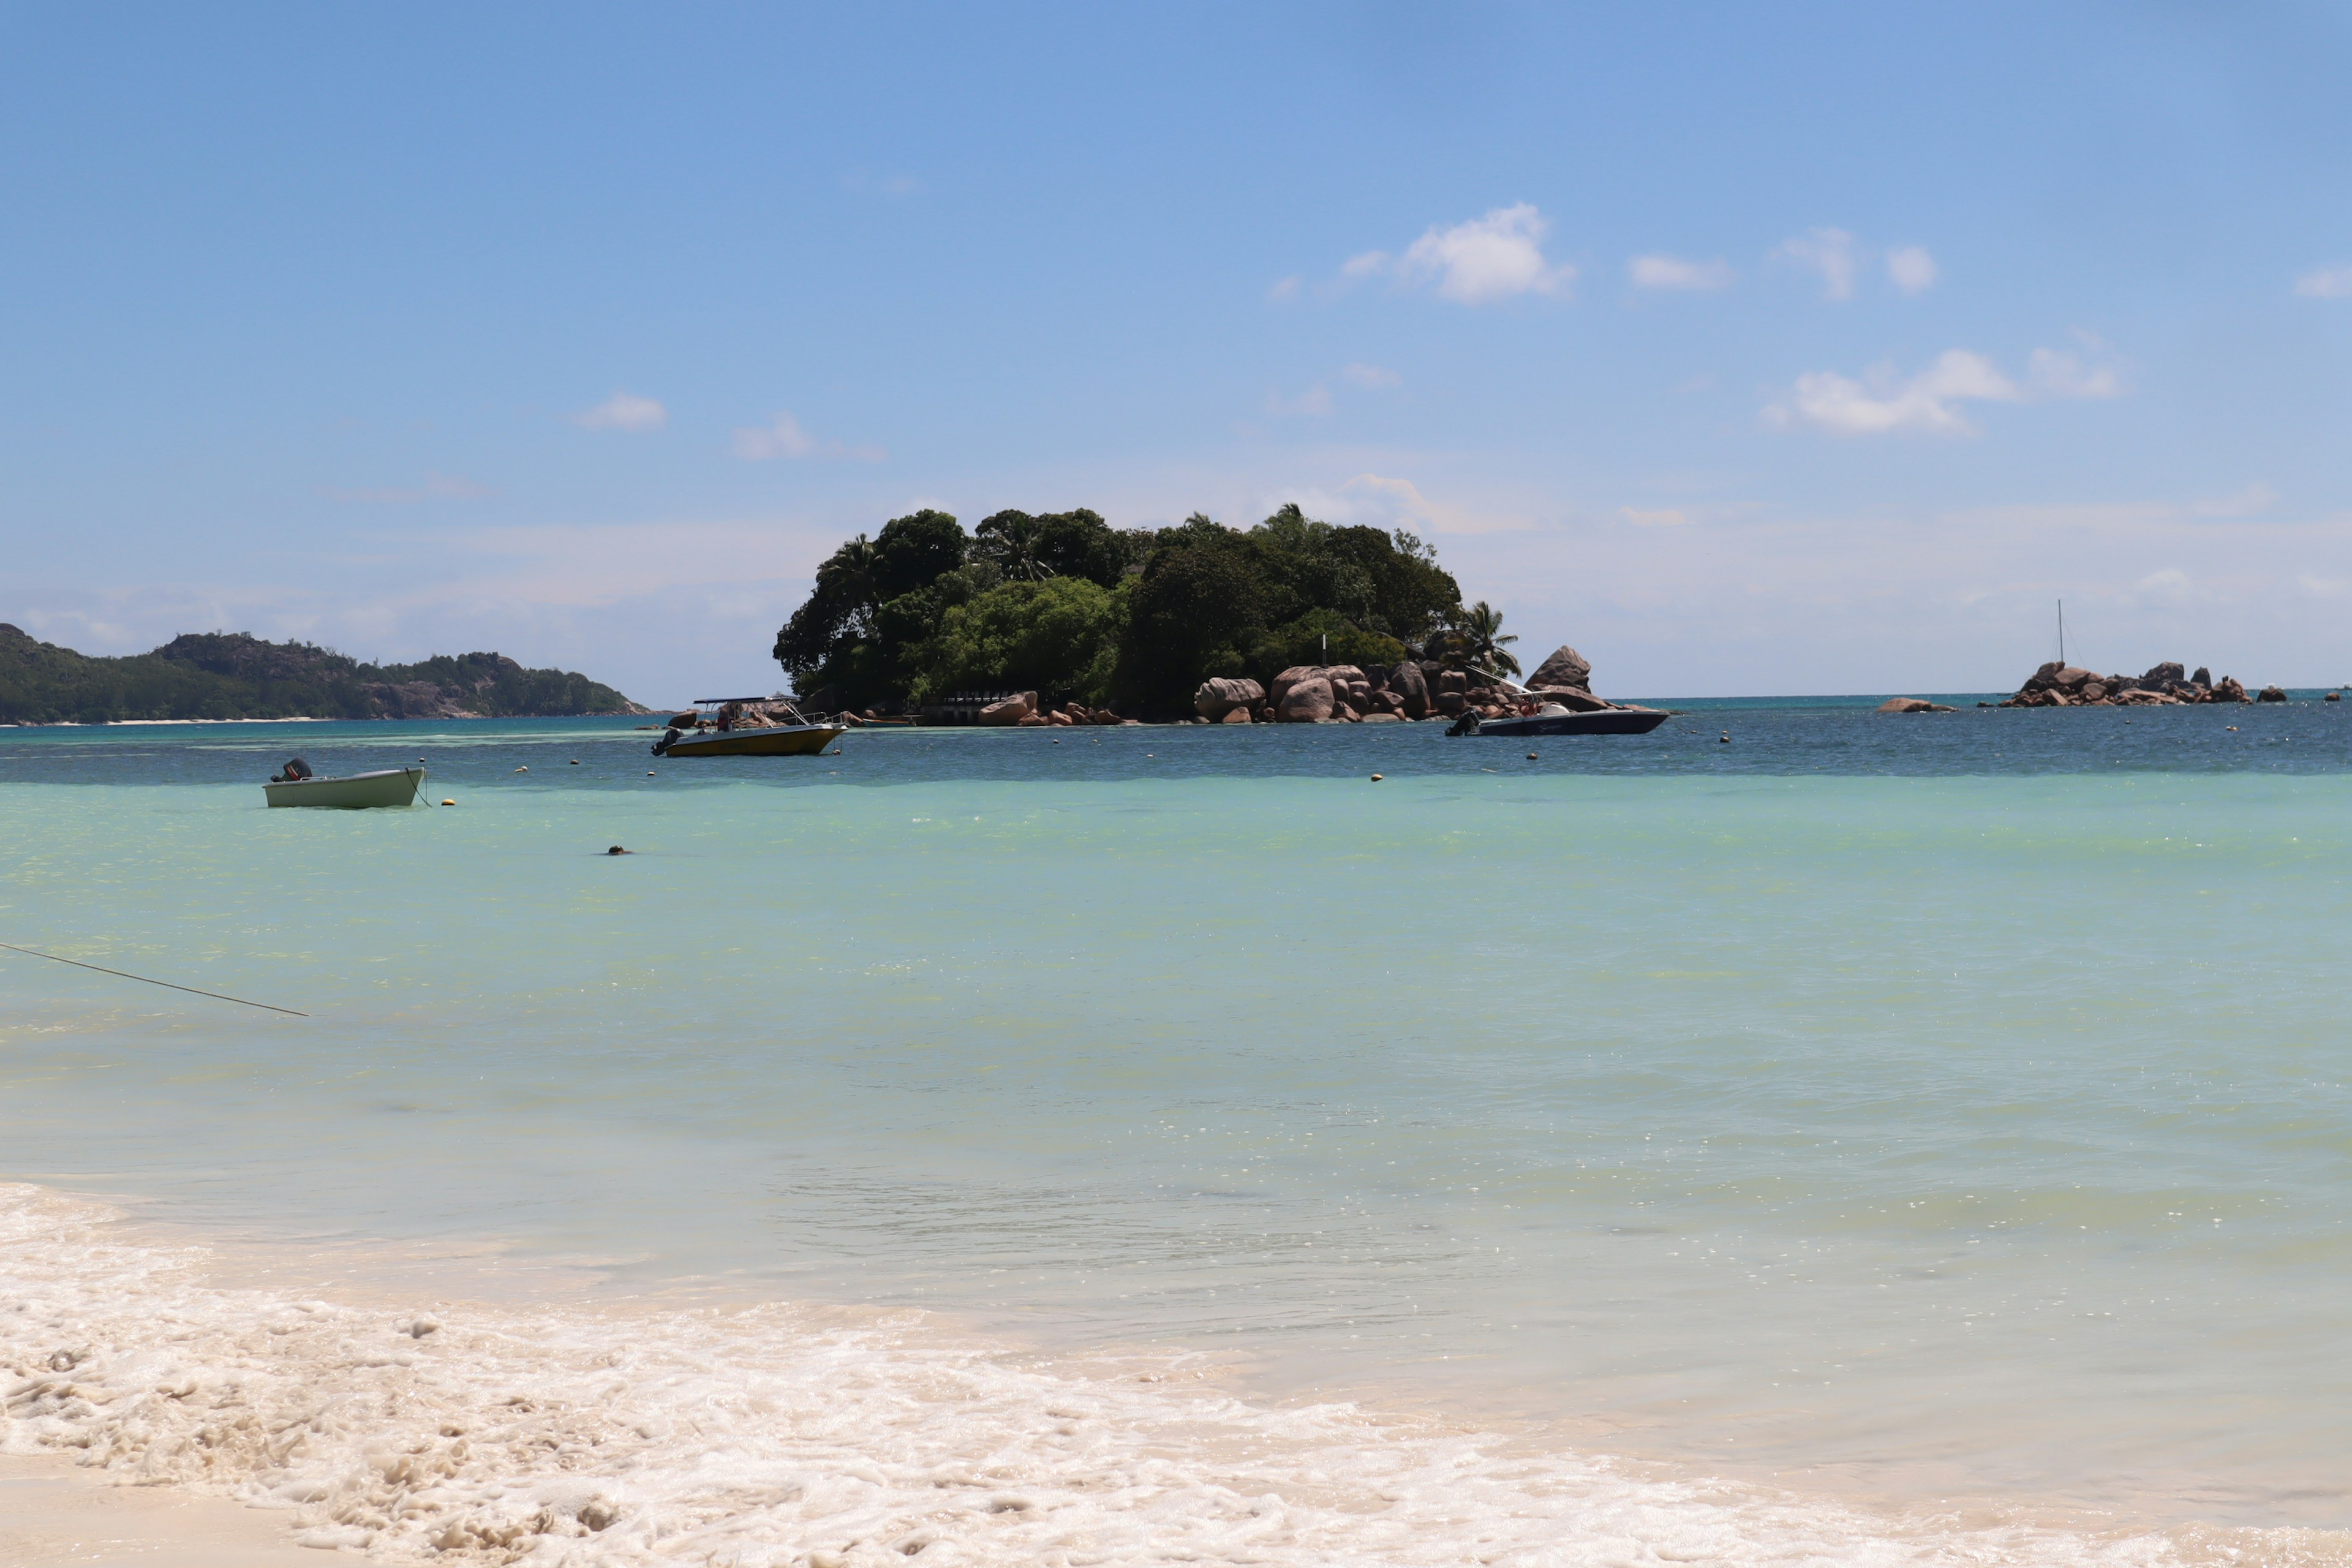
[271, 757, 314, 782]
[650, 728, 677, 756]
[1445, 711, 1482, 737]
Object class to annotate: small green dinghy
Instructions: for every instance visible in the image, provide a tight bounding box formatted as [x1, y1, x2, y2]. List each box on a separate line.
[263, 764, 426, 809]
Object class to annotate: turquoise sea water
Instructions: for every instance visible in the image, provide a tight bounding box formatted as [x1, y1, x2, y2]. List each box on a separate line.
[5, 699, 2351, 1561]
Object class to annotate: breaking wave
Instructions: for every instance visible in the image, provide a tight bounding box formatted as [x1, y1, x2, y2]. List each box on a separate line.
[0, 1184, 2323, 1566]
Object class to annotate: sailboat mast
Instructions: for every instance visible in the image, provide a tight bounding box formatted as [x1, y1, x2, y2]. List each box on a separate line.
[2058, 599, 2065, 665]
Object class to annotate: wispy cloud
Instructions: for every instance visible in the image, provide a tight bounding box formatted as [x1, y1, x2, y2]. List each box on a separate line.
[731, 412, 885, 462]
[1773, 227, 1859, 300]
[1766, 340, 2123, 436]
[2295, 266, 2352, 298]
[1265, 274, 1302, 304]
[2026, 344, 2123, 399]
[2190, 483, 2278, 519]
[1887, 246, 1938, 295]
[1264, 383, 1333, 417]
[1342, 363, 1402, 388]
[1621, 507, 1694, 527]
[1344, 203, 1574, 304]
[1627, 254, 1733, 292]
[316, 472, 497, 504]
[573, 391, 668, 432]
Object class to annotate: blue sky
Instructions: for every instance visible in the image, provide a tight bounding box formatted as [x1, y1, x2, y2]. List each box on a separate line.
[5, 2, 2350, 700]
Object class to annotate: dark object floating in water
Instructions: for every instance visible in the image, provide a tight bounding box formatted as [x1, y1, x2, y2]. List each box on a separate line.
[1719, 732, 1732, 744]
[607, 845, 628, 856]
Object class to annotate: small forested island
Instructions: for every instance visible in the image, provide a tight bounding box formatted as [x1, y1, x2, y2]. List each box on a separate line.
[0, 625, 644, 724]
[775, 503, 1539, 720]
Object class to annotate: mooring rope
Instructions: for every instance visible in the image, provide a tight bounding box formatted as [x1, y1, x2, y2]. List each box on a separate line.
[0, 943, 309, 1017]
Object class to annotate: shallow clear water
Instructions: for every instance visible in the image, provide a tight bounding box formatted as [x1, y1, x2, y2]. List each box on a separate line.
[4, 699, 2350, 1559]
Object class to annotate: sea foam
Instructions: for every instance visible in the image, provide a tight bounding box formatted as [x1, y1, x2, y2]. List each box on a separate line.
[2, 1183, 2266, 1567]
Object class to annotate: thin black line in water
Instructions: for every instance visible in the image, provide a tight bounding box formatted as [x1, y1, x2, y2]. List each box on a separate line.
[0, 943, 309, 1016]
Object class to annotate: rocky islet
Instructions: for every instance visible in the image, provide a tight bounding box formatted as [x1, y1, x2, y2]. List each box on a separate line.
[1996, 660, 2280, 708]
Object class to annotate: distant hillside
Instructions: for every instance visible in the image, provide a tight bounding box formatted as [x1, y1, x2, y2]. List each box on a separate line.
[0, 627, 647, 724]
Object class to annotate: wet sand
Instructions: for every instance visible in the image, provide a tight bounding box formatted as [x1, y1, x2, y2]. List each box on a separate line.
[0, 1453, 317, 1567]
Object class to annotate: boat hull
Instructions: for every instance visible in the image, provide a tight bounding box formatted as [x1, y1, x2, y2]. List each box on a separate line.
[263, 767, 426, 808]
[655, 724, 846, 758]
[1464, 708, 1670, 737]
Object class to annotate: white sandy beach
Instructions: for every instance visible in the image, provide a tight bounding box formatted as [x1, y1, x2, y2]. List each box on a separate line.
[1, 1453, 317, 1567]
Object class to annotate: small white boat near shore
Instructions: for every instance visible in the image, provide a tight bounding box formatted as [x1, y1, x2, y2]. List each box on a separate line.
[263, 766, 426, 809]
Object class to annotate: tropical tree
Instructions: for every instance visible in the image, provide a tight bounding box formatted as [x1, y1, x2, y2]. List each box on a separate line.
[773, 510, 971, 706]
[973, 508, 1133, 586]
[973, 510, 1054, 580]
[908, 576, 1129, 707]
[1451, 600, 1520, 678]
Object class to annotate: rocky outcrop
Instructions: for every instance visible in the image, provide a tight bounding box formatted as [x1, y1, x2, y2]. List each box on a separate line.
[1878, 697, 1956, 713]
[978, 692, 1036, 725]
[1193, 677, 1265, 720]
[1528, 646, 1593, 691]
[1381, 659, 1430, 718]
[1999, 660, 2258, 707]
[1530, 685, 1610, 712]
[1278, 676, 1336, 723]
[2258, 685, 2288, 703]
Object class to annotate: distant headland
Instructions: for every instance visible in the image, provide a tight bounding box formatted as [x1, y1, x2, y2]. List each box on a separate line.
[0, 626, 646, 724]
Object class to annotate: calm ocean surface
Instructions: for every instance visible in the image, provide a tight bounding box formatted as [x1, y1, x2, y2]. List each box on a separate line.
[5, 695, 2350, 1564]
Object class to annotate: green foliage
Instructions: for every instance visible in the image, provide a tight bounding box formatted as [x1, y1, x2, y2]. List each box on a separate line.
[1248, 609, 1407, 679]
[1445, 600, 1521, 677]
[772, 499, 1472, 717]
[907, 578, 1128, 707]
[773, 510, 974, 708]
[1107, 507, 1457, 711]
[970, 508, 1137, 587]
[0, 625, 641, 724]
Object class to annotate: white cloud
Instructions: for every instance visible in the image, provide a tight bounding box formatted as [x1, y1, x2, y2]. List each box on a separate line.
[1621, 507, 1693, 527]
[1264, 383, 1333, 417]
[1887, 246, 1938, 295]
[2026, 345, 2124, 399]
[2295, 266, 2352, 299]
[1768, 349, 2016, 435]
[731, 412, 884, 462]
[1773, 227, 1859, 300]
[1768, 339, 2125, 436]
[573, 391, 668, 432]
[1342, 363, 1402, 388]
[1265, 274, 1302, 303]
[1344, 203, 1574, 304]
[1627, 254, 1733, 292]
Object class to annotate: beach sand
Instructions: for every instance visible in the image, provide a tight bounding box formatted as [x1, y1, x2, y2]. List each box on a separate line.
[0, 1454, 316, 1567]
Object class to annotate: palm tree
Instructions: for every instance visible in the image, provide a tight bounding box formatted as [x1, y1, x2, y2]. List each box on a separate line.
[975, 511, 1057, 581]
[1453, 600, 1520, 678]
